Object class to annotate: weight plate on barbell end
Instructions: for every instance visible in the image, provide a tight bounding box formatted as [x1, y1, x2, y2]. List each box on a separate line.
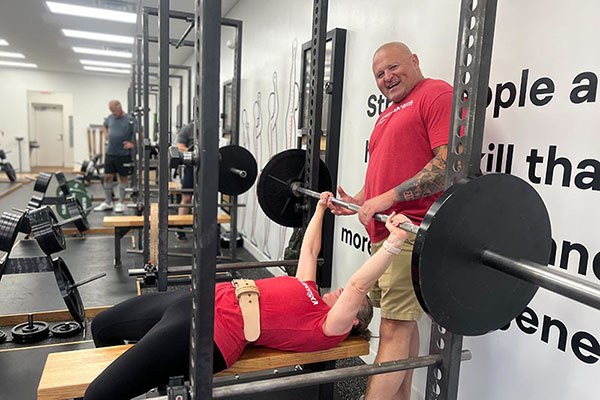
[412, 173, 552, 336]
[0, 330, 6, 344]
[33, 172, 53, 194]
[53, 257, 85, 324]
[0, 211, 27, 252]
[257, 149, 333, 228]
[30, 206, 66, 256]
[65, 195, 90, 232]
[28, 194, 44, 210]
[50, 321, 82, 339]
[11, 321, 50, 344]
[54, 172, 70, 196]
[218, 145, 258, 196]
[80, 160, 89, 174]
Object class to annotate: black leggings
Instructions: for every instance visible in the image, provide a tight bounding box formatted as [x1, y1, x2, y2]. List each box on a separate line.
[84, 291, 226, 400]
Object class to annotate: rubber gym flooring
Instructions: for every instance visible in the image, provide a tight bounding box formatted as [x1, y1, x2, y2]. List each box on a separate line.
[0, 174, 366, 399]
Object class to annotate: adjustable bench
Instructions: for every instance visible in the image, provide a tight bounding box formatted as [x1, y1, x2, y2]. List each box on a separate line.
[37, 336, 370, 400]
[102, 213, 232, 266]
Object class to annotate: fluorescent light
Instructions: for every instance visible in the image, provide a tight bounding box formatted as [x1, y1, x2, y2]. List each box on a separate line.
[73, 47, 132, 59]
[0, 39, 8, 46]
[83, 66, 130, 74]
[62, 29, 134, 45]
[47, 2, 136, 23]
[80, 59, 130, 68]
[0, 51, 26, 59]
[0, 60, 37, 68]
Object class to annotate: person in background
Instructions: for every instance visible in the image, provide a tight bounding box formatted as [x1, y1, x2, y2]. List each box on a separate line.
[94, 100, 135, 213]
[174, 122, 194, 240]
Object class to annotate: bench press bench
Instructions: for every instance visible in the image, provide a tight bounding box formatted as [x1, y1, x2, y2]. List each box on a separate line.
[37, 336, 369, 400]
[102, 213, 232, 266]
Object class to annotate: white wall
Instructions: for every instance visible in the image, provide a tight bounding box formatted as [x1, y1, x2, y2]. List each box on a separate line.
[215, 0, 600, 399]
[0, 68, 129, 171]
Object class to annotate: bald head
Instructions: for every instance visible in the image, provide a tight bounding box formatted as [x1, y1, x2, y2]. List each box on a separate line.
[372, 42, 424, 103]
[108, 100, 124, 118]
[373, 42, 413, 59]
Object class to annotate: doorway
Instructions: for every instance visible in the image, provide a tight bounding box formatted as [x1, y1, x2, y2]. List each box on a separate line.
[30, 104, 64, 168]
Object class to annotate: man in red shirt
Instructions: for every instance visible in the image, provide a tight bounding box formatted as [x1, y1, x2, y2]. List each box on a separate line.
[84, 192, 412, 400]
[329, 42, 452, 399]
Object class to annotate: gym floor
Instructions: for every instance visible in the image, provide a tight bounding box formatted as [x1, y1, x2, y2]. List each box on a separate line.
[0, 174, 367, 400]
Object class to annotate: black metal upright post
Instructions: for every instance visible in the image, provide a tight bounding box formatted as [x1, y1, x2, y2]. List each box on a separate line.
[189, 0, 221, 398]
[156, 0, 170, 292]
[425, 1, 498, 399]
[133, 34, 143, 195]
[142, 8, 151, 265]
[222, 18, 243, 262]
[303, 0, 328, 228]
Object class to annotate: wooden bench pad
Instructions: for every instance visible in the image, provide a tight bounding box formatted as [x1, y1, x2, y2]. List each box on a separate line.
[37, 337, 369, 399]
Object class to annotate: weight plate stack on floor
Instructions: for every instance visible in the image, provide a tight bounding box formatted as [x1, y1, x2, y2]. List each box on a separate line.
[50, 322, 82, 339]
[11, 320, 50, 344]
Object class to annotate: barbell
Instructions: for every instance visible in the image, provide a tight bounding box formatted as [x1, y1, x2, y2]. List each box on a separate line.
[257, 149, 600, 336]
[169, 144, 258, 196]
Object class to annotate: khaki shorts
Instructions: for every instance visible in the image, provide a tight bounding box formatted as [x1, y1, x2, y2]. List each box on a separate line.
[369, 234, 423, 321]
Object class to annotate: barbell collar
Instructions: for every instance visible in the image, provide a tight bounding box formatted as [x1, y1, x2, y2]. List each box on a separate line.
[229, 167, 247, 178]
[481, 250, 600, 311]
[294, 186, 420, 235]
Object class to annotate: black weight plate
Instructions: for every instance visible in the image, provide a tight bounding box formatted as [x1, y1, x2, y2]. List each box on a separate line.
[4, 163, 17, 182]
[28, 194, 44, 210]
[412, 173, 552, 336]
[257, 149, 333, 228]
[34, 172, 53, 194]
[30, 206, 66, 256]
[80, 160, 89, 174]
[219, 145, 258, 195]
[65, 195, 90, 232]
[11, 321, 50, 344]
[50, 322, 82, 338]
[53, 257, 85, 324]
[0, 211, 26, 252]
[0, 330, 6, 344]
[54, 172, 70, 196]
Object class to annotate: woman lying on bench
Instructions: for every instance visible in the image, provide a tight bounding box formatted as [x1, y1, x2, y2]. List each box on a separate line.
[84, 192, 411, 400]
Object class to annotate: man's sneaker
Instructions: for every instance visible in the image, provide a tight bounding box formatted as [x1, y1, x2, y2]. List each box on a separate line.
[94, 202, 113, 212]
[114, 202, 125, 213]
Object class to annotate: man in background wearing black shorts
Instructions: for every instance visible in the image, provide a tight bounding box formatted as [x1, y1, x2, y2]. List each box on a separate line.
[94, 100, 135, 213]
[174, 122, 193, 239]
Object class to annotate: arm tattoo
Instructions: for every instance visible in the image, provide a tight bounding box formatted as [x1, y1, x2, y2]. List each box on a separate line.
[394, 145, 448, 202]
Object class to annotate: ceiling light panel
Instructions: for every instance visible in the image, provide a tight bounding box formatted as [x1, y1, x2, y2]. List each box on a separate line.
[0, 60, 37, 68]
[73, 47, 132, 58]
[80, 59, 130, 68]
[0, 39, 8, 46]
[0, 51, 26, 59]
[63, 29, 134, 45]
[46, 1, 136, 23]
[83, 66, 130, 74]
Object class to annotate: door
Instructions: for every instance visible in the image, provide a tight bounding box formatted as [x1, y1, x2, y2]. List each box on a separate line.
[31, 104, 64, 167]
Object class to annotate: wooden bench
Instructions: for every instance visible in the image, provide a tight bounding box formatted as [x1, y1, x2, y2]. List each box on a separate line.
[37, 336, 369, 400]
[102, 213, 231, 266]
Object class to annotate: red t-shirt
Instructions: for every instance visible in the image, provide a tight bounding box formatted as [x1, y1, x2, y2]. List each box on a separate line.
[213, 276, 349, 367]
[364, 78, 452, 242]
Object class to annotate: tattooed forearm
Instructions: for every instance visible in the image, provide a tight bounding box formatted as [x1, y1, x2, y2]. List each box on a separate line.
[393, 145, 448, 202]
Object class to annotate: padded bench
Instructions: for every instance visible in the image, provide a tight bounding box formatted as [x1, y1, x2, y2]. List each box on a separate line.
[37, 336, 369, 400]
[102, 213, 231, 266]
